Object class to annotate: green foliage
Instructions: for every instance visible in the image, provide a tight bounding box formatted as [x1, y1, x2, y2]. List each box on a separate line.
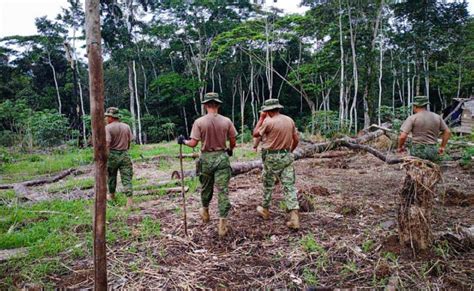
[361, 239, 375, 253]
[305, 110, 349, 137]
[30, 110, 69, 147]
[300, 233, 325, 255]
[460, 146, 474, 168]
[302, 267, 319, 286]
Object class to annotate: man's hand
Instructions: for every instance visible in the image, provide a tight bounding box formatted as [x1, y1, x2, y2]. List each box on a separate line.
[397, 147, 406, 154]
[177, 135, 186, 145]
[226, 148, 233, 157]
[438, 147, 445, 155]
[259, 111, 268, 120]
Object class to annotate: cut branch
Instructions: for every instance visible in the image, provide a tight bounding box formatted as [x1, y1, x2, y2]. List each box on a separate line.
[0, 168, 81, 190]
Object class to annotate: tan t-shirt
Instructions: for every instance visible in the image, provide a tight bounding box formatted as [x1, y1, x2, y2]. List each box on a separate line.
[190, 113, 237, 152]
[400, 110, 448, 145]
[259, 114, 298, 150]
[105, 121, 133, 151]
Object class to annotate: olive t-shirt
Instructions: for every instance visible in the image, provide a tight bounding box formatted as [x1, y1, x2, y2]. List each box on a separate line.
[105, 122, 133, 151]
[259, 114, 298, 150]
[190, 113, 237, 152]
[400, 110, 449, 145]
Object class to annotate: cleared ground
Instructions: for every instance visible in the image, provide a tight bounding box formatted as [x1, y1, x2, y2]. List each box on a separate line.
[1, 144, 473, 289]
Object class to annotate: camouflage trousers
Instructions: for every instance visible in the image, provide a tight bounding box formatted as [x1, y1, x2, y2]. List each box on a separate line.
[198, 151, 231, 218]
[411, 144, 439, 162]
[108, 150, 133, 197]
[262, 151, 299, 210]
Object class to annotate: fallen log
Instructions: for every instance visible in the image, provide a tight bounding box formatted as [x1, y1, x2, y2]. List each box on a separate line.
[170, 126, 395, 179]
[135, 186, 189, 196]
[142, 153, 200, 162]
[13, 184, 49, 202]
[0, 168, 81, 190]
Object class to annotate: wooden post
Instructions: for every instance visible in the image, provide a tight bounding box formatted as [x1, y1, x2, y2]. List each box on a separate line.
[85, 0, 107, 290]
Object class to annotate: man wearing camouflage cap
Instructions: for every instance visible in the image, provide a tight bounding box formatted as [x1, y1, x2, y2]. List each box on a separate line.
[253, 99, 301, 230]
[398, 96, 451, 162]
[105, 107, 134, 209]
[178, 92, 237, 237]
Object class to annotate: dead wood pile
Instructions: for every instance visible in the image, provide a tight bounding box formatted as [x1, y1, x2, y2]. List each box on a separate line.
[397, 158, 441, 253]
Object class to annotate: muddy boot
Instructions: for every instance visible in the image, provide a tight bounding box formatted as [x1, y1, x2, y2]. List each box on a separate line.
[286, 210, 300, 230]
[256, 206, 270, 220]
[107, 193, 116, 201]
[126, 197, 133, 210]
[199, 207, 210, 223]
[218, 218, 229, 237]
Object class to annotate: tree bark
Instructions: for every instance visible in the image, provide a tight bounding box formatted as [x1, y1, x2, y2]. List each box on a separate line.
[85, 0, 108, 288]
[47, 51, 62, 114]
[133, 60, 143, 144]
[128, 62, 137, 138]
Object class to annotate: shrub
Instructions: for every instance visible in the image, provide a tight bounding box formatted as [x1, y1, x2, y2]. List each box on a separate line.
[30, 110, 69, 147]
[305, 110, 350, 138]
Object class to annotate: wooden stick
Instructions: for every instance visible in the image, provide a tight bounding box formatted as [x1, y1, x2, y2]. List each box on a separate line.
[179, 144, 188, 236]
[85, 0, 107, 289]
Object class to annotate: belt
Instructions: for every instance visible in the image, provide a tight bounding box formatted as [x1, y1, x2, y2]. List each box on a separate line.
[262, 149, 291, 154]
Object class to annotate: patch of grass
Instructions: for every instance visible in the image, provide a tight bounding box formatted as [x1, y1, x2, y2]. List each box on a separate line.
[0, 148, 93, 184]
[361, 239, 374, 253]
[47, 177, 95, 193]
[302, 267, 319, 286]
[300, 233, 325, 254]
[0, 195, 140, 287]
[383, 251, 398, 263]
[128, 142, 197, 160]
[139, 217, 161, 239]
[460, 146, 474, 168]
[341, 260, 358, 276]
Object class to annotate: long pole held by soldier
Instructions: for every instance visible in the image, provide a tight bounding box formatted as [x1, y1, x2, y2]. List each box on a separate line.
[179, 143, 188, 236]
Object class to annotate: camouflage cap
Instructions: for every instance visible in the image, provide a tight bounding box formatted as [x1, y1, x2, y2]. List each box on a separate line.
[261, 98, 284, 112]
[202, 92, 223, 104]
[412, 96, 430, 107]
[105, 107, 120, 118]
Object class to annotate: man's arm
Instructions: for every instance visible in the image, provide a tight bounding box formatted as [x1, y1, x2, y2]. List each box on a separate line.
[439, 128, 451, 154]
[229, 136, 236, 150]
[291, 131, 299, 152]
[185, 138, 199, 148]
[253, 112, 267, 137]
[398, 132, 408, 153]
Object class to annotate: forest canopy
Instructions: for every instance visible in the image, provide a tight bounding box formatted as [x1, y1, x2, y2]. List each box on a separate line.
[0, 0, 472, 148]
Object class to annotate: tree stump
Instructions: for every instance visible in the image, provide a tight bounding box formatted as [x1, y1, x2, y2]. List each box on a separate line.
[397, 158, 441, 253]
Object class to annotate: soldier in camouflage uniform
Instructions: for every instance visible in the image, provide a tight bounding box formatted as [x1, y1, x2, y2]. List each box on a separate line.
[398, 96, 451, 162]
[105, 107, 134, 209]
[178, 92, 237, 237]
[253, 99, 301, 230]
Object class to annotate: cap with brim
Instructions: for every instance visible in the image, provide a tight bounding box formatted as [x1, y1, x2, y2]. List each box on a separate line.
[202, 92, 223, 104]
[105, 107, 120, 118]
[261, 99, 284, 112]
[412, 96, 430, 107]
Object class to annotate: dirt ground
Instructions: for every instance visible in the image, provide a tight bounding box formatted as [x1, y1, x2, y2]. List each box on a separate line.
[56, 152, 473, 289]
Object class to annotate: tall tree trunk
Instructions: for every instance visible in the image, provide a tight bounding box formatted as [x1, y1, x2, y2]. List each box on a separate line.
[47, 51, 62, 114]
[456, 59, 462, 99]
[133, 60, 142, 144]
[422, 54, 430, 110]
[265, 14, 273, 99]
[348, 3, 358, 132]
[338, 0, 345, 127]
[85, 0, 108, 287]
[128, 61, 137, 139]
[378, 38, 384, 125]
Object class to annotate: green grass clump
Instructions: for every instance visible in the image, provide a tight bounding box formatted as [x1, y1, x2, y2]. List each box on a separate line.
[0, 148, 93, 184]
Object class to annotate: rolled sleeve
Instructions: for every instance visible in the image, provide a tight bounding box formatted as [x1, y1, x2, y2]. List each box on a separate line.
[228, 122, 237, 138]
[400, 117, 414, 134]
[439, 116, 448, 131]
[190, 122, 201, 141]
